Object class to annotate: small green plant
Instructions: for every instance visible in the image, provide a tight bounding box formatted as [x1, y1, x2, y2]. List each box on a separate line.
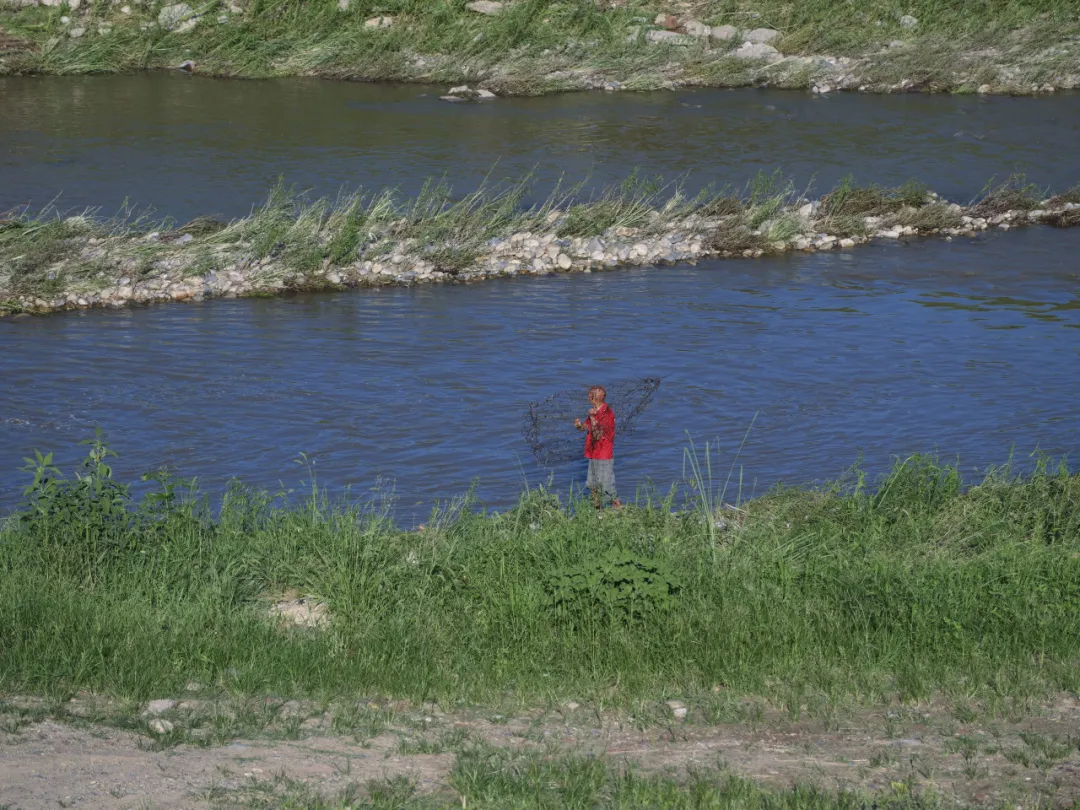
[545, 547, 682, 624]
[18, 429, 132, 546]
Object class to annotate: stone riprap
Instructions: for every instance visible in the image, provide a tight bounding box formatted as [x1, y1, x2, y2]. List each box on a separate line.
[2, 194, 1078, 316]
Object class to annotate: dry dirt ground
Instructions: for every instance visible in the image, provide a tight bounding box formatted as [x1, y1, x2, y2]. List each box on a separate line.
[3, 693, 1080, 808]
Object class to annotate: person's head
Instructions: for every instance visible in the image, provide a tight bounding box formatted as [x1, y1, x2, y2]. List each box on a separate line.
[587, 385, 607, 407]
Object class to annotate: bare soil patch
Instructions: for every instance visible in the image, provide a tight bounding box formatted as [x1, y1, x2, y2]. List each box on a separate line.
[4, 694, 1080, 808]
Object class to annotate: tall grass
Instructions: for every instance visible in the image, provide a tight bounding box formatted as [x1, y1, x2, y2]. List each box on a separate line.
[2, 0, 1077, 87]
[2, 436, 1080, 711]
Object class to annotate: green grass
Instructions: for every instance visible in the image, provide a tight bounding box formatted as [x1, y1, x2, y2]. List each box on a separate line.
[2, 435, 1080, 715]
[1, 0, 1078, 92]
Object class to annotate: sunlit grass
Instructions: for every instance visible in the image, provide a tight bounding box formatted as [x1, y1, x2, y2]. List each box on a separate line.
[2, 434, 1080, 712]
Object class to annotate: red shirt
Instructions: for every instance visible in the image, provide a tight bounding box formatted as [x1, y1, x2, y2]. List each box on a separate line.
[584, 403, 615, 460]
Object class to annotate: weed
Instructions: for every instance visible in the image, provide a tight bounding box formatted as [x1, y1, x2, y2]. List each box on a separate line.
[893, 203, 963, 231]
[969, 174, 1045, 216]
[545, 547, 683, 625]
[820, 176, 927, 218]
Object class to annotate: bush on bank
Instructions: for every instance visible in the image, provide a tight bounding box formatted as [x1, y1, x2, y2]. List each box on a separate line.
[2, 434, 1079, 709]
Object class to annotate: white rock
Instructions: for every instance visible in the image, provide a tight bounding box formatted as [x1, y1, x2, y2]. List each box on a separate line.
[839, 237, 855, 247]
[145, 699, 177, 715]
[744, 27, 780, 44]
[59, 15, 70, 24]
[899, 14, 918, 28]
[556, 253, 572, 269]
[363, 15, 393, 28]
[665, 699, 688, 720]
[710, 24, 737, 40]
[268, 596, 330, 629]
[337, 0, 348, 8]
[646, 29, 691, 45]
[68, 26, 85, 37]
[148, 719, 174, 735]
[157, 3, 193, 30]
[475, 88, 496, 99]
[120, 4, 131, 13]
[176, 17, 198, 32]
[564, 701, 581, 711]
[466, 0, 503, 14]
[733, 41, 782, 62]
[977, 84, 992, 93]
[682, 19, 710, 38]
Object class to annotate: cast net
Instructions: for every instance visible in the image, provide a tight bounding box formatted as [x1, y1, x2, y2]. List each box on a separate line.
[523, 377, 661, 466]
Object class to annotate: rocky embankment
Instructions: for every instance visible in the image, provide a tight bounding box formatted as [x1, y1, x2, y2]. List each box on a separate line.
[3, 189, 1079, 316]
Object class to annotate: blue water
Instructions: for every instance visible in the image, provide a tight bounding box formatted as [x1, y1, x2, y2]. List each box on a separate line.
[3, 226, 1079, 519]
[2, 75, 1079, 220]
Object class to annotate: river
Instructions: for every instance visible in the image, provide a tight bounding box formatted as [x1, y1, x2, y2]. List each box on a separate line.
[2, 75, 1079, 220]
[2, 78, 1079, 517]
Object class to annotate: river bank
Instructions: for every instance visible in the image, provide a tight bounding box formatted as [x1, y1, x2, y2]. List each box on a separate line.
[4, 435, 1079, 707]
[4, 441, 1080, 803]
[1, 0, 1078, 95]
[2, 173, 1079, 317]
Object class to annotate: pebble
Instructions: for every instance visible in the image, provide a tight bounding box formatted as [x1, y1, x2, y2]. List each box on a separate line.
[744, 27, 780, 44]
[148, 719, 174, 734]
[465, 0, 502, 14]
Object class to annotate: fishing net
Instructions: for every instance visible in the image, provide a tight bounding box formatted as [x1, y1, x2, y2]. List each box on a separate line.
[523, 377, 661, 466]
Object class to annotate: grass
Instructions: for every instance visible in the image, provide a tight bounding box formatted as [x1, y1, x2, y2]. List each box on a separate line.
[216, 747, 961, 809]
[969, 174, 1046, 218]
[2, 435, 1080, 716]
[1, 0, 1078, 93]
[0, 169, 775, 300]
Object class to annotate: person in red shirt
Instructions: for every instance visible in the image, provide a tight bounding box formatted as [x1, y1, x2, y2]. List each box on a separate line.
[574, 385, 621, 509]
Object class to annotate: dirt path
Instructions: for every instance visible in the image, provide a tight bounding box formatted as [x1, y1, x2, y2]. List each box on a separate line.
[3, 694, 1080, 808]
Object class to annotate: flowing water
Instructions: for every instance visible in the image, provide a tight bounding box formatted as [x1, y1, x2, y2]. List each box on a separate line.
[3, 228, 1079, 516]
[2, 75, 1080, 220]
[2, 77, 1080, 517]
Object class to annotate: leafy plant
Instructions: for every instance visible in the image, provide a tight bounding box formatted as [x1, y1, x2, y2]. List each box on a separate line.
[545, 547, 682, 624]
[18, 428, 132, 547]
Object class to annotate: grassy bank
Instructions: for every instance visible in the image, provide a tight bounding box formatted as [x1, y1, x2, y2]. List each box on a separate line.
[1, 0, 1079, 94]
[2, 434, 1080, 712]
[3, 170, 1079, 316]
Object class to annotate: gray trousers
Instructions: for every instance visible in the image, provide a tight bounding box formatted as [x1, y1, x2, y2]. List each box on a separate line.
[586, 459, 617, 502]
